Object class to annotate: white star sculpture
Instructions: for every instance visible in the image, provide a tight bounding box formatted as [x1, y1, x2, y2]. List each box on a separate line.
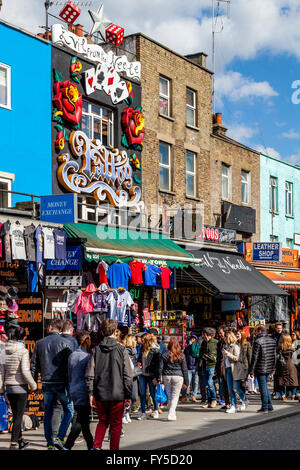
[89, 3, 112, 40]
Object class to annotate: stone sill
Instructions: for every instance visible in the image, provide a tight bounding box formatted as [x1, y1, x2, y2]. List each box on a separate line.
[159, 113, 175, 122]
[159, 189, 176, 196]
[186, 124, 200, 132]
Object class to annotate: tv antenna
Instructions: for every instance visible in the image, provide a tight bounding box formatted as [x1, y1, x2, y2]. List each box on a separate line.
[212, 0, 231, 113]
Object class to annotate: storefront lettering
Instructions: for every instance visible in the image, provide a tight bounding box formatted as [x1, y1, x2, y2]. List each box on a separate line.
[18, 310, 43, 323]
[200, 253, 252, 275]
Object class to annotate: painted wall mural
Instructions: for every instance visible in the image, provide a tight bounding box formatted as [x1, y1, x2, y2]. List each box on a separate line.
[84, 63, 129, 104]
[52, 71, 83, 127]
[121, 107, 145, 151]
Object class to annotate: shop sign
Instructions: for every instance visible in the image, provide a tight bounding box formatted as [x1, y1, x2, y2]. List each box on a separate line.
[17, 293, 44, 357]
[252, 242, 282, 262]
[245, 243, 299, 268]
[40, 194, 78, 223]
[195, 225, 236, 245]
[46, 245, 83, 271]
[0, 260, 23, 282]
[52, 24, 141, 81]
[223, 202, 256, 234]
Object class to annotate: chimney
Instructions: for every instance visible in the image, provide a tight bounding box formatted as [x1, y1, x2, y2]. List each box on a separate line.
[75, 24, 83, 37]
[68, 24, 76, 34]
[185, 52, 208, 69]
[212, 113, 227, 137]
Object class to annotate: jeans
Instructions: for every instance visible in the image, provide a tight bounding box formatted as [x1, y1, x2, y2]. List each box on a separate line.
[163, 376, 184, 418]
[256, 374, 273, 411]
[7, 393, 28, 443]
[64, 405, 94, 450]
[279, 385, 297, 397]
[139, 375, 158, 413]
[42, 383, 74, 447]
[225, 367, 246, 406]
[94, 400, 124, 450]
[202, 367, 217, 402]
[198, 367, 207, 402]
[182, 369, 199, 398]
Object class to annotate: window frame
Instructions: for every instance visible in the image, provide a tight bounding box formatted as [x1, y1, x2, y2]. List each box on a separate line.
[159, 141, 172, 192]
[241, 170, 251, 205]
[159, 76, 171, 118]
[82, 100, 114, 147]
[0, 174, 13, 208]
[0, 63, 11, 110]
[285, 181, 293, 217]
[221, 163, 232, 201]
[269, 176, 278, 213]
[186, 87, 197, 127]
[270, 235, 279, 242]
[186, 151, 197, 197]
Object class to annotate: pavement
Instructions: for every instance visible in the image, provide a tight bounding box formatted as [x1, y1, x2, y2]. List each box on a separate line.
[1, 393, 300, 451]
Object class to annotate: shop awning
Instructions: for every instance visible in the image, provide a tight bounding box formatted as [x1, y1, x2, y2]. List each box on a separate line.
[188, 250, 287, 295]
[259, 269, 300, 290]
[63, 223, 196, 268]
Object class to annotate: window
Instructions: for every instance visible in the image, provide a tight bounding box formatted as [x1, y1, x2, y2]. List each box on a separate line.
[82, 100, 113, 147]
[270, 235, 278, 242]
[159, 76, 170, 117]
[186, 151, 196, 197]
[0, 172, 14, 208]
[285, 181, 293, 216]
[269, 176, 278, 212]
[159, 142, 171, 191]
[241, 170, 251, 204]
[186, 88, 196, 127]
[222, 163, 231, 200]
[286, 238, 293, 248]
[0, 63, 11, 109]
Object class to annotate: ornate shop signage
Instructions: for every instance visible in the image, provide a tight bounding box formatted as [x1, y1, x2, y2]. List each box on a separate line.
[52, 24, 141, 81]
[57, 130, 144, 209]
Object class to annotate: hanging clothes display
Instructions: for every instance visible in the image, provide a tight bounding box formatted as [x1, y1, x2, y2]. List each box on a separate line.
[74, 283, 97, 331]
[81, 283, 110, 331]
[107, 288, 134, 326]
[159, 265, 173, 289]
[96, 260, 109, 284]
[63, 288, 82, 316]
[0, 222, 3, 259]
[53, 228, 67, 260]
[24, 224, 36, 262]
[1, 221, 11, 263]
[35, 225, 44, 265]
[10, 222, 27, 260]
[42, 227, 55, 259]
[107, 261, 132, 290]
[129, 260, 145, 285]
[144, 263, 162, 286]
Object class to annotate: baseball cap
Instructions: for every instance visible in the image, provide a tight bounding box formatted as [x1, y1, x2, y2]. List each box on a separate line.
[136, 332, 146, 337]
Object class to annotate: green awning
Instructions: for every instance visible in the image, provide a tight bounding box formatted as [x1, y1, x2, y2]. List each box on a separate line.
[63, 223, 195, 268]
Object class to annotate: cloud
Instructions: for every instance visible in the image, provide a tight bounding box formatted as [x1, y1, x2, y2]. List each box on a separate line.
[255, 145, 282, 160]
[226, 124, 258, 144]
[281, 129, 300, 139]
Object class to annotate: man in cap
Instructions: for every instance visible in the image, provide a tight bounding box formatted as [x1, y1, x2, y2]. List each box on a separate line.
[181, 334, 200, 402]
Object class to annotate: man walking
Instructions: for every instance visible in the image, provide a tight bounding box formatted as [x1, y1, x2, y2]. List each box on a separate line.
[61, 320, 78, 352]
[272, 322, 284, 399]
[31, 319, 74, 450]
[200, 328, 218, 408]
[85, 319, 133, 450]
[181, 334, 199, 402]
[249, 324, 277, 413]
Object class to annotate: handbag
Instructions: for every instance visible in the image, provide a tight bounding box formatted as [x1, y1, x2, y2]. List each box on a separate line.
[276, 350, 286, 367]
[133, 365, 143, 377]
[155, 384, 168, 404]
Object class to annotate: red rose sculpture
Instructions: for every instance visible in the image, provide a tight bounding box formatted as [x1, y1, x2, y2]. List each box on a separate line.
[121, 107, 145, 149]
[53, 80, 82, 126]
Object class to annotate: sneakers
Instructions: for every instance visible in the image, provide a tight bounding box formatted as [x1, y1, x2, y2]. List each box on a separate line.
[226, 405, 237, 414]
[201, 403, 210, 408]
[121, 429, 125, 438]
[240, 400, 249, 411]
[273, 392, 281, 400]
[122, 416, 129, 424]
[9, 443, 18, 450]
[282, 396, 287, 401]
[54, 437, 65, 450]
[152, 410, 159, 419]
[209, 401, 217, 408]
[158, 407, 163, 414]
[180, 397, 187, 402]
[47, 445, 56, 450]
[18, 439, 30, 450]
[126, 412, 132, 423]
[291, 396, 296, 400]
[191, 397, 197, 402]
[138, 413, 147, 420]
[219, 399, 225, 405]
[167, 415, 176, 421]
[256, 408, 268, 414]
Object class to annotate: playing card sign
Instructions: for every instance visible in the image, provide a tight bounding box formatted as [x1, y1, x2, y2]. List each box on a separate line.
[84, 64, 129, 104]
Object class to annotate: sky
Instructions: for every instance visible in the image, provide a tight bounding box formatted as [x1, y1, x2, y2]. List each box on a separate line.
[2, 0, 300, 165]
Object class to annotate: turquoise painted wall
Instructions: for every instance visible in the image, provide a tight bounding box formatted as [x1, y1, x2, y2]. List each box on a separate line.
[0, 21, 52, 200]
[260, 153, 300, 249]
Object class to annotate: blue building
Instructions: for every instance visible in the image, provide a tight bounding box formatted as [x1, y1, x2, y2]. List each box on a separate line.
[0, 19, 52, 203]
[260, 152, 300, 251]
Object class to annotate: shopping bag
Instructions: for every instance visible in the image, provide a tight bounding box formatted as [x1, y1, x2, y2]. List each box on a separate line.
[0, 396, 8, 432]
[155, 384, 168, 404]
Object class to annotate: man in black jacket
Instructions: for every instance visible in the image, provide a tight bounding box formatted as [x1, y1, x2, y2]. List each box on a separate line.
[271, 322, 284, 398]
[249, 325, 276, 413]
[31, 319, 74, 450]
[85, 319, 133, 450]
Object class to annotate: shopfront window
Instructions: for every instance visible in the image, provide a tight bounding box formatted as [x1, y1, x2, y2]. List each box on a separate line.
[82, 100, 113, 147]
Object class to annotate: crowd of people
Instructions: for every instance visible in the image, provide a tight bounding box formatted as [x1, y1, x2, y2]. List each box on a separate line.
[0, 319, 299, 451]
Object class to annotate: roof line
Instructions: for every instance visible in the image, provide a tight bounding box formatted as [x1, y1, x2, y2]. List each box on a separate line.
[0, 18, 50, 45]
[260, 152, 300, 170]
[210, 133, 260, 155]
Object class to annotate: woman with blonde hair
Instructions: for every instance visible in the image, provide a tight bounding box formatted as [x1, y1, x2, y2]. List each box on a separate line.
[222, 331, 248, 413]
[122, 335, 140, 424]
[137, 333, 160, 420]
[275, 334, 298, 400]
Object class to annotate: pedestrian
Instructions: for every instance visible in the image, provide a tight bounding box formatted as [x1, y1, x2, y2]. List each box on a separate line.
[249, 324, 277, 414]
[196, 331, 207, 404]
[272, 322, 285, 399]
[291, 330, 300, 394]
[275, 334, 298, 400]
[0, 327, 37, 450]
[157, 338, 189, 421]
[30, 319, 74, 450]
[137, 333, 160, 420]
[122, 334, 140, 424]
[131, 333, 151, 414]
[236, 330, 252, 393]
[222, 331, 248, 413]
[200, 327, 218, 409]
[181, 334, 199, 402]
[63, 331, 94, 451]
[85, 319, 133, 451]
[61, 320, 78, 351]
[216, 326, 230, 409]
[149, 328, 167, 355]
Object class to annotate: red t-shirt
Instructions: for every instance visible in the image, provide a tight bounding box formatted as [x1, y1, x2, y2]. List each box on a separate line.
[96, 260, 108, 285]
[129, 260, 145, 285]
[160, 266, 172, 289]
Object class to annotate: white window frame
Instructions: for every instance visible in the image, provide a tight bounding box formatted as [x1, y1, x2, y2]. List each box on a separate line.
[241, 170, 251, 204]
[186, 151, 196, 197]
[159, 76, 170, 117]
[0, 172, 14, 208]
[285, 181, 293, 216]
[82, 100, 114, 147]
[159, 142, 171, 191]
[270, 235, 278, 242]
[186, 87, 196, 127]
[222, 163, 232, 200]
[286, 238, 293, 248]
[0, 63, 11, 110]
[269, 176, 278, 213]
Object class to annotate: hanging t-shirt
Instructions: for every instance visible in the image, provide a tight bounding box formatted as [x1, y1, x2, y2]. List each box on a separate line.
[96, 260, 108, 284]
[24, 225, 36, 262]
[160, 266, 172, 289]
[43, 227, 55, 259]
[107, 262, 132, 290]
[35, 226, 44, 265]
[0, 222, 3, 259]
[129, 260, 145, 285]
[53, 229, 67, 260]
[107, 290, 134, 325]
[1, 221, 11, 263]
[144, 264, 162, 286]
[10, 223, 26, 260]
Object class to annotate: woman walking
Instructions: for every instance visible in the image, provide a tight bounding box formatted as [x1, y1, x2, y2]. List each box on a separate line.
[236, 330, 252, 393]
[222, 331, 248, 413]
[137, 333, 160, 421]
[158, 338, 189, 421]
[275, 334, 298, 400]
[0, 327, 37, 450]
[291, 331, 300, 394]
[122, 335, 140, 423]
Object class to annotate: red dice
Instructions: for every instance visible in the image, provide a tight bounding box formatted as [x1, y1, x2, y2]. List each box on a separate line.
[59, 0, 81, 25]
[105, 24, 125, 46]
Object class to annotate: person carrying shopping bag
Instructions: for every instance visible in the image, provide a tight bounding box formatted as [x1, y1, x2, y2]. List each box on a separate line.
[137, 333, 160, 421]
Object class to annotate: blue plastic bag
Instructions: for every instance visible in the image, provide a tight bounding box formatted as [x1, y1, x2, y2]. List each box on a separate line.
[155, 384, 168, 404]
[0, 396, 8, 432]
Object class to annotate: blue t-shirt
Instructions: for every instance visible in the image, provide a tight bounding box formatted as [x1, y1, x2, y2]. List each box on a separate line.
[35, 226, 44, 265]
[144, 264, 161, 286]
[107, 262, 132, 290]
[53, 229, 67, 260]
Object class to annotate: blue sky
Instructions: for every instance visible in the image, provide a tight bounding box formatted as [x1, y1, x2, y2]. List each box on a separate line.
[1, 0, 300, 165]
